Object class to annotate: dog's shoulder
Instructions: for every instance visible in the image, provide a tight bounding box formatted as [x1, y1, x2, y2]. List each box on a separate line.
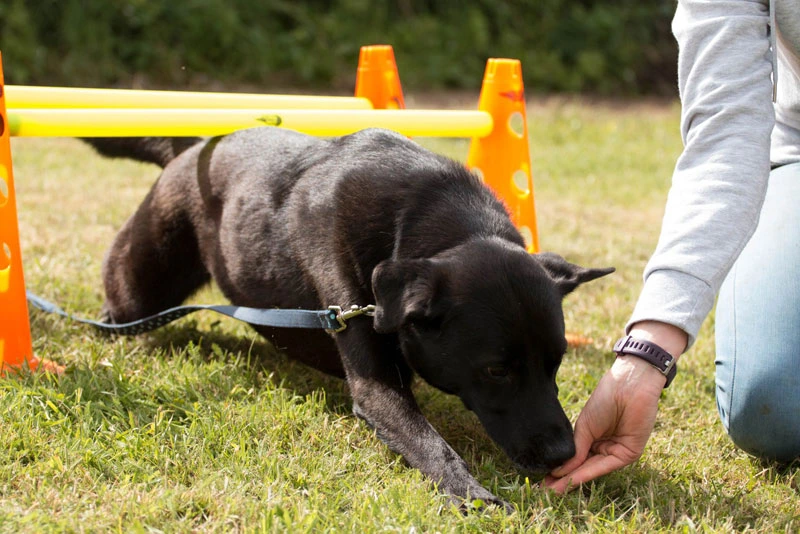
[336, 127, 410, 148]
[331, 129, 446, 165]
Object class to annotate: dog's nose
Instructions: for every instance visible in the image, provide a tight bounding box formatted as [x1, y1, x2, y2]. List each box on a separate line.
[512, 437, 576, 474]
[543, 439, 576, 468]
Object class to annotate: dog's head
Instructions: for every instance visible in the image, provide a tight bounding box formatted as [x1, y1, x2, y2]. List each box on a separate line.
[371, 239, 614, 472]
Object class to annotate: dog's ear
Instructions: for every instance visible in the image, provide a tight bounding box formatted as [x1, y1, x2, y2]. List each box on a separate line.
[534, 252, 615, 297]
[371, 259, 441, 333]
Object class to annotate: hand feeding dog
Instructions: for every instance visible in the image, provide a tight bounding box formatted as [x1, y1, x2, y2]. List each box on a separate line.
[86, 128, 613, 510]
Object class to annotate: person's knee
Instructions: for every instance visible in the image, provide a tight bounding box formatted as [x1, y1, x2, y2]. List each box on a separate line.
[725, 386, 800, 463]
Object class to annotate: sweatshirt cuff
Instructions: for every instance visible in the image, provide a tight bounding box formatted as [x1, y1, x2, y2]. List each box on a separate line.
[626, 269, 716, 350]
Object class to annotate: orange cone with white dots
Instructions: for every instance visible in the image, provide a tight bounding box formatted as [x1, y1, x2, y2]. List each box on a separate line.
[0, 52, 62, 374]
[467, 58, 539, 253]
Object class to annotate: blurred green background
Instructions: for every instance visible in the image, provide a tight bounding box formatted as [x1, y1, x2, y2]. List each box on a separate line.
[0, 0, 677, 95]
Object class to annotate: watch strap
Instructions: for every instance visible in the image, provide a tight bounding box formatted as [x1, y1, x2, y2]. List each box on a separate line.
[613, 335, 677, 387]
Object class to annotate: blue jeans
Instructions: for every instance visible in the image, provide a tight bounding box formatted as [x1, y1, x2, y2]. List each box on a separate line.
[715, 161, 800, 463]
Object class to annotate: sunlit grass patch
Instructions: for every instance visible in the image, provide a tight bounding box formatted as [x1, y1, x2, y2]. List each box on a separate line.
[2, 98, 797, 532]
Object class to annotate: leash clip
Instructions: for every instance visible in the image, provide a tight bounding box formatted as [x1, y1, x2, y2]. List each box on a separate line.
[327, 304, 376, 333]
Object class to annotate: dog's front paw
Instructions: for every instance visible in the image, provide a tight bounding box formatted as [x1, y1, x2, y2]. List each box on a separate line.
[445, 482, 514, 514]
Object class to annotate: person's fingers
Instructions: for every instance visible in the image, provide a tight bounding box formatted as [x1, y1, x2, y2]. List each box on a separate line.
[549, 447, 586, 479]
[543, 451, 630, 493]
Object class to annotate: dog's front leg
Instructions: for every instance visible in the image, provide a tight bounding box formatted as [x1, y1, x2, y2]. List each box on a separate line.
[337, 325, 510, 511]
[350, 377, 509, 511]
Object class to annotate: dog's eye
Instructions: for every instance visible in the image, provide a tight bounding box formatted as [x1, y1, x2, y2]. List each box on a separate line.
[407, 315, 442, 333]
[485, 366, 510, 379]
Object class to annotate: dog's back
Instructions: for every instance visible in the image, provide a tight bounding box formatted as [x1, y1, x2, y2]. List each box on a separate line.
[86, 128, 523, 264]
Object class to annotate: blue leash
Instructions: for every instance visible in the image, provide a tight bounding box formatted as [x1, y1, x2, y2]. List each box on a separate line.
[25, 291, 375, 336]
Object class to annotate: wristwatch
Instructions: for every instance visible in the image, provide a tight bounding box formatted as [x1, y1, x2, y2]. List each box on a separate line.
[613, 335, 677, 388]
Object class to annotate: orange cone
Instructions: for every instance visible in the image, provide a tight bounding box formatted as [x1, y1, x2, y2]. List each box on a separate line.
[467, 58, 539, 253]
[354, 45, 405, 110]
[0, 52, 63, 375]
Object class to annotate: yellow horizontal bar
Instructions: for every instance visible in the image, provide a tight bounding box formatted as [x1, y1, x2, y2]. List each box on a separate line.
[7, 108, 493, 138]
[5, 85, 373, 110]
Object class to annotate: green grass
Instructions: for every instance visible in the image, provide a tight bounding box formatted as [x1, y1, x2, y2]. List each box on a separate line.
[3, 97, 799, 532]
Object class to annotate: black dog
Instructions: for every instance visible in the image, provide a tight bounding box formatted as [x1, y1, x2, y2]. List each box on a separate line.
[87, 128, 613, 508]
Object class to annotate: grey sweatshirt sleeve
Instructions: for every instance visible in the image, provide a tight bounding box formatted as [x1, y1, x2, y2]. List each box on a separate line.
[627, 0, 775, 347]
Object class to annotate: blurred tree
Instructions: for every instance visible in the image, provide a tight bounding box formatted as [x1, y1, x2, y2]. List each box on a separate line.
[0, 0, 677, 95]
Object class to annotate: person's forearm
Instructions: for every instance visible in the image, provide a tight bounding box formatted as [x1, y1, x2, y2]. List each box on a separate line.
[629, 0, 774, 348]
[628, 320, 688, 361]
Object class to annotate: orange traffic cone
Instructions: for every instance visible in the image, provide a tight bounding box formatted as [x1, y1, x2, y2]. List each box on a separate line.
[467, 58, 539, 253]
[354, 45, 405, 110]
[466, 60, 594, 345]
[0, 52, 63, 375]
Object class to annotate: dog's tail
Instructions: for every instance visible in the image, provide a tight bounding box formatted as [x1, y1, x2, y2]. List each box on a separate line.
[82, 137, 204, 168]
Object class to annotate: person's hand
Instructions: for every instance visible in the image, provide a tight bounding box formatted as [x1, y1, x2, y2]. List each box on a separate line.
[543, 356, 665, 492]
[544, 321, 687, 493]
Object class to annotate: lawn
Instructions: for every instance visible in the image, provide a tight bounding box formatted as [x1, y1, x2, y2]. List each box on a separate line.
[2, 97, 798, 532]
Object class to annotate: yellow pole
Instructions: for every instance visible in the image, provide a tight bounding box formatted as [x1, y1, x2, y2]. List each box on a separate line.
[7, 108, 493, 138]
[5, 85, 373, 110]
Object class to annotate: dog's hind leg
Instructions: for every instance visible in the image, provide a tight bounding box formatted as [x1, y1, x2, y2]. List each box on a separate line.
[101, 171, 210, 324]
